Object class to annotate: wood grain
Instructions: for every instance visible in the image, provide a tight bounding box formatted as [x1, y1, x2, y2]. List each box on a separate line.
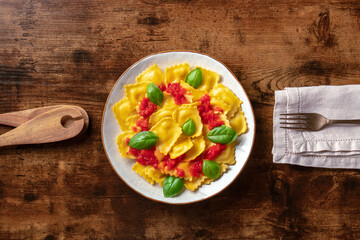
[1, 0, 360, 239]
[0, 106, 85, 147]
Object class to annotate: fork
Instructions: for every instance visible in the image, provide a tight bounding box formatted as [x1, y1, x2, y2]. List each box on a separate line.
[280, 113, 360, 131]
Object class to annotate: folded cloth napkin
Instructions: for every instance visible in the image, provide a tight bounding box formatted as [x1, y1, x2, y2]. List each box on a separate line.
[273, 85, 360, 168]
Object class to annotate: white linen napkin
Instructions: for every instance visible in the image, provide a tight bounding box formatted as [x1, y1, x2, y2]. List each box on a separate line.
[273, 85, 360, 168]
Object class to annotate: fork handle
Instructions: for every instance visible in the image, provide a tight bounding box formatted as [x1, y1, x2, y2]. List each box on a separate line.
[329, 119, 360, 124]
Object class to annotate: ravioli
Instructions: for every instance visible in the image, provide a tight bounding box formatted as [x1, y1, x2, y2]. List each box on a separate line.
[169, 136, 193, 159]
[202, 125, 213, 149]
[126, 114, 142, 132]
[183, 136, 205, 162]
[229, 110, 247, 135]
[180, 81, 206, 101]
[133, 162, 166, 185]
[133, 163, 156, 184]
[161, 92, 176, 109]
[184, 175, 207, 191]
[172, 105, 203, 137]
[165, 63, 190, 83]
[113, 98, 136, 131]
[214, 142, 236, 165]
[125, 82, 149, 106]
[149, 107, 174, 128]
[218, 113, 231, 127]
[150, 117, 182, 155]
[210, 97, 232, 115]
[210, 83, 242, 118]
[136, 64, 165, 85]
[197, 67, 219, 92]
[160, 161, 193, 181]
[117, 131, 136, 159]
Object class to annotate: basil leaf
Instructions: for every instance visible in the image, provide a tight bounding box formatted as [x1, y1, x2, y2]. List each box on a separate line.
[128, 131, 158, 149]
[207, 125, 237, 144]
[147, 83, 164, 106]
[185, 68, 203, 89]
[182, 118, 196, 136]
[163, 176, 184, 198]
[202, 160, 220, 179]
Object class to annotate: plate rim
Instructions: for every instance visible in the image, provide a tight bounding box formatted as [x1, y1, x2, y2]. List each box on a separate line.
[101, 50, 256, 204]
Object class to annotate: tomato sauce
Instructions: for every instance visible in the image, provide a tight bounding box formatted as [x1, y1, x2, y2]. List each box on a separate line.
[176, 168, 185, 178]
[139, 97, 157, 118]
[132, 147, 159, 169]
[197, 94, 224, 130]
[203, 143, 227, 160]
[158, 84, 166, 92]
[128, 146, 141, 157]
[214, 106, 223, 113]
[136, 148, 159, 169]
[165, 83, 188, 105]
[136, 117, 149, 131]
[126, 139, 159, 169]
[189, 156, 203, 177]
[162, 154, 184, 170]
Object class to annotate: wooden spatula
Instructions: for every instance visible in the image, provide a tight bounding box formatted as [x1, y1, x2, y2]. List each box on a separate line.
[0, 106, 86, 147]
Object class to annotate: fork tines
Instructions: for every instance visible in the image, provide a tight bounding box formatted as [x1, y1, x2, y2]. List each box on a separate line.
[279, 113, 309, 130]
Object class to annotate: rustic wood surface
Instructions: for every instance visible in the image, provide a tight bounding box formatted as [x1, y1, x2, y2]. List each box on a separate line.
[1, 0, 360, 239]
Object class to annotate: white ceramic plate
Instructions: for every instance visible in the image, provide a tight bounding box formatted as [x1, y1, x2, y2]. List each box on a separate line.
[102, 51, 255, 204]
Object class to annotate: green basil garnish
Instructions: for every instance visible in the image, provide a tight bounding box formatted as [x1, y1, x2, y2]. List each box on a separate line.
[202, 160, 220, 179]
[147, 83, 164, 106]
[182, 118, 196, 136]
[185, 68, 203, 89]
[207, 125, 237, 144]
[163, 176, 184, 198]
[128, 131, 158, 149]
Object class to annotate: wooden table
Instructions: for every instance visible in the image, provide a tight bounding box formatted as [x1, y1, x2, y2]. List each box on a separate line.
[1, 0, 360, 239]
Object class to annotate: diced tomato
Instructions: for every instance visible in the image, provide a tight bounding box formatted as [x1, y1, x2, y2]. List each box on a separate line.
[176, 168, 185, 178]
[174, 95, 188, 105]
[165, 83, 188, 105]
[128, 146, 141, 157]
[203, 110, 224, 130]
[158, 84, 167, 92]
[162, 154, 184, 170]
[136, 117, 149, 131]
[127, 138, 142, 157]
[139, 97, 157, 118]
[203, 144, 227, 160]
[198, 94, 212, 113]
[214, 106, 223, 113]
[189, 156, 203, 177]
[197, 94, 224, 130]
[136, 147, 159, 169]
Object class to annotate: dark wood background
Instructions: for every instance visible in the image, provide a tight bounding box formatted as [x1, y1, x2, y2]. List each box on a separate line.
[1, 0, 360, 239]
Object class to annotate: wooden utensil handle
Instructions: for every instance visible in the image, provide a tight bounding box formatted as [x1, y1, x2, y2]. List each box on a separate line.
[0, 112, 25, 127]
[0, 107, 84, 147]
[0, 106, 63, 127]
